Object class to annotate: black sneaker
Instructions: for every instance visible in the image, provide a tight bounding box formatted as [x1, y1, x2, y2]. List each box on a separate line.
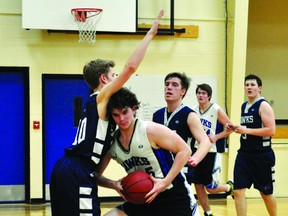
[226, 179, 234, 199]
[204, 212, 214, 216]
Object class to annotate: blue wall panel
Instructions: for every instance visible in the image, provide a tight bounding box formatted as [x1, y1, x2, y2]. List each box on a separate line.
[44, 77, 90, 184]
[0, 72, 25, 185]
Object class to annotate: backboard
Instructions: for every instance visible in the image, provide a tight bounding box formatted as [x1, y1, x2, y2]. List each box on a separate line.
[22, 0, 136, 32]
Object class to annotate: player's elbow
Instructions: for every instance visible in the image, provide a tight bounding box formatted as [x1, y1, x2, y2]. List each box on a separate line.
[178, 146, 191, 161]
[265, 126, 276, 137]
[125, 63, 137, 74]
[268, 129, 275, 137]
[185, 148, 192, 158]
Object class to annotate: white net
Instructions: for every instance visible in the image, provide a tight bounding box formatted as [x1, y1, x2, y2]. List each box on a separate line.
[71, 8, 103, 43]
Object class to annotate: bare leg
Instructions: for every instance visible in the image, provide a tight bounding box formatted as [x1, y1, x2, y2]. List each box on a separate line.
[195, 184, 211, 213]
[260, 192, 277, 216]
[234, 188, 247, 216]
[206, 183, 230, 194]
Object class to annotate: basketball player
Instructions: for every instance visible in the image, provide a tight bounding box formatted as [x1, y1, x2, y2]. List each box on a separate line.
[49, 10, 164, 216]
[226, 74, 277, 216]
[152, 72, 211, 184]
[93, 87, 201, 216]
[192, 83, 233, 216]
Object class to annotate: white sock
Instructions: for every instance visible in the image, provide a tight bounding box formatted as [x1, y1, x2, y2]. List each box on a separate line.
[226, 184, 231, 192]
[206, 210, 213, 215]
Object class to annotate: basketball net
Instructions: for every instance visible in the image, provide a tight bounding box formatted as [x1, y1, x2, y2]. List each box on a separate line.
[71, 8, 103, 43]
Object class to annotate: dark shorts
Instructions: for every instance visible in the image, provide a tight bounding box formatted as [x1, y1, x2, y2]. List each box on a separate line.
[191, 151, 218, 187]
[234, 150, 276, 195]
[182, 164, 195, 185]
[50, 155, 100, 216]
[116, 183, 198, 216]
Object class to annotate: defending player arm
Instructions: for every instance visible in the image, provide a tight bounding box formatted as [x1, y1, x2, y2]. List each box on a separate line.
[91, 153, 123, 193]
[97, 10, 164, 120]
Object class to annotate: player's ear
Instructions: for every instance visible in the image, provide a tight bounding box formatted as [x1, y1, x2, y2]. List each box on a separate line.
[132, 106, 137, 117]
[100, 73, 108, 84]
[180, 88, 186, 97]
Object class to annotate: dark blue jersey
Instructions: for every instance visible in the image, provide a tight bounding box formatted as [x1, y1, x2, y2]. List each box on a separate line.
[153, 105, 195, 149]
[50, 92, 116, 215]
[240, 98, 272, 152]
[65, 92, 116, 166]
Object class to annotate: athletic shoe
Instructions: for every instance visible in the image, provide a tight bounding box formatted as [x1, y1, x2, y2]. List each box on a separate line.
[226, 179, 234, 199]
[204, 212, 214, 216]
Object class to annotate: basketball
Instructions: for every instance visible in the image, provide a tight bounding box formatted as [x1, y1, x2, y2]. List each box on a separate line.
[121, 171, 153, 204]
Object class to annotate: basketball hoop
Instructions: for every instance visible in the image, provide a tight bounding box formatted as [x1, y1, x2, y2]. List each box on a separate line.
[71, 8, 103, 43]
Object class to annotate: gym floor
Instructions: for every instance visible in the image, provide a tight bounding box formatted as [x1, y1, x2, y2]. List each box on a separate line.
[0, 198, 287, 216]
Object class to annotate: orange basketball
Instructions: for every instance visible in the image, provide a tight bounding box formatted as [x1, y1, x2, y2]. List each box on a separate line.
[121, 171, 153, 204]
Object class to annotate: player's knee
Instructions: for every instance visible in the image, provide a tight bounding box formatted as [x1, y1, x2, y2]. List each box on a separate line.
[233, 188, 245, 199]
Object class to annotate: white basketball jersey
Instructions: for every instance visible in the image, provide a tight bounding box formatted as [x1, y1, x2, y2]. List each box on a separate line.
[109, 119, 187, 189]
[192, 103, 220, 152]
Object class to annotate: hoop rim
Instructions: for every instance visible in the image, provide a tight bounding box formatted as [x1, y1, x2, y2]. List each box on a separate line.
[71, 8, 103, 13]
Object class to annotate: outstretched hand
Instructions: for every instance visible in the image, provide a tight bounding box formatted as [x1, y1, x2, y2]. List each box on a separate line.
[149, 10, 164, 36]
[225, 123, 239, 132]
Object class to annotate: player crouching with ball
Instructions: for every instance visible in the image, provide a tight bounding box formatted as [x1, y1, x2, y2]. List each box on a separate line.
[91, 87, 202, 216]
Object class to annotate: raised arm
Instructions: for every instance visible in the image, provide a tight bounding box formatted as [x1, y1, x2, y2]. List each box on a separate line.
[97, 10, 164, 119]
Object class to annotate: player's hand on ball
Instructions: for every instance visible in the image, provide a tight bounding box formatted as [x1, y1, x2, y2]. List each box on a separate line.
[115, 178, 124, 190]
[121, 171, 153, 204]
[113, 179, 124, 199]
[145, 175, 168, 204]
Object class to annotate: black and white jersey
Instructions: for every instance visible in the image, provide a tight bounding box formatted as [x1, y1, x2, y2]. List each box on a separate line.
[240, 98, 272, 152]
[66, 92, 116, 165]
